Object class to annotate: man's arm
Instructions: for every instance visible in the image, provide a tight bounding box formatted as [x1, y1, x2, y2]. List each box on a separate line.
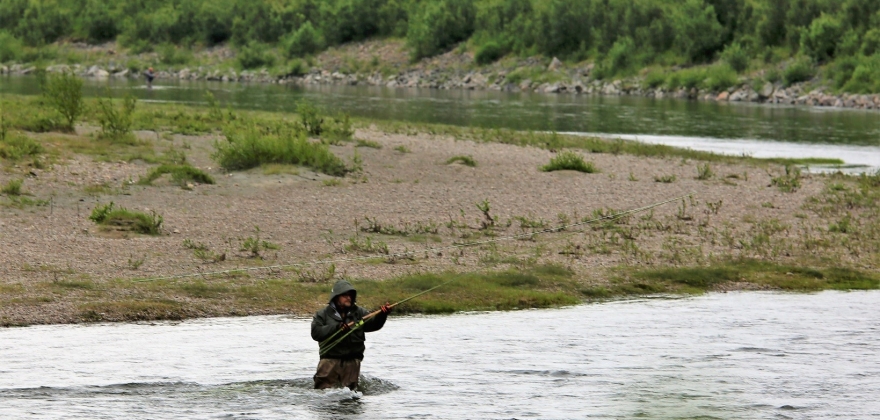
[311, 311, 339, 342]
[361, 307, 388, 333]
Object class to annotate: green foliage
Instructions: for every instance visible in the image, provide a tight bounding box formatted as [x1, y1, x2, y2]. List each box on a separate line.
[286, 58, 309, 77]
[771, 165, 802, 192]
[703, 64, 738, 91]
[237, 42, 275, 69]
[0, 31, 23, 63]
[446, 155, 476, 167]
[695, 163, 714, 180]
[284, 22, 324, 58]
[783, 57, 816, 87]
[1, 179, 23, 196]
[800, 13, 842, 63]
[0, 130, 43, 161]
[861, 28, 880, 56]
[138, 164, 215, 187]
[595, 36, 637, 78]
[474, 40, 505, 65]
[841, 55, 880, 93]
[96, 95, 137, 143]
[407, 0, 476, 60]
[296, 101, 324, 137]
[214, 120, 349, 176]
[721, 42, 749, 73]
[541, 151, 598, 173]
[88, 202, 164, 235]
[43, 72, 84, 132]
[239, 226, 279, 258]
[158, 43, 192, 66]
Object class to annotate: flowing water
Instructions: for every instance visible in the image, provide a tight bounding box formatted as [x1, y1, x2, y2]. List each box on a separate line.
[1, 77, 879, 172]
[2, 291, 878, 419]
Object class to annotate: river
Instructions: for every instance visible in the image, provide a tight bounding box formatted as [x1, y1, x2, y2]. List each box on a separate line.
[1, 76, 879, 172]
[1, 291, 877, 419]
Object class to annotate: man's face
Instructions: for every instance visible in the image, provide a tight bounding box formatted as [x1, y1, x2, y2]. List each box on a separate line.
[335, 293, 353, 309]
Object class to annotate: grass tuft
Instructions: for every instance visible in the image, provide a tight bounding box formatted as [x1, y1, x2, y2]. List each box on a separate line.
[89, 202, 163, 235]
[541, 151, 598, 173]
[138, 164, 215, 188]
[446, 155, 477, 167]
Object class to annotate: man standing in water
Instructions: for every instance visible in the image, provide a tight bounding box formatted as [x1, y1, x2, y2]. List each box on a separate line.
[311, 280, 391, 390]
[144, 67, 155, 89]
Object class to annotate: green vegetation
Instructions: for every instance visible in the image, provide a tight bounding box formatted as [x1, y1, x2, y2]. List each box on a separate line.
[2, 1, 880, 92]
[446, 155, 477, 167]
[1, 179, 24, 196]
[138, 164, 215, 188]
[541, 151, 598, 173]
[214, 120, 349, 176]
[96, 94, 137, 143]
[42, 72, 84, 132]
[89, 202, 163, 235]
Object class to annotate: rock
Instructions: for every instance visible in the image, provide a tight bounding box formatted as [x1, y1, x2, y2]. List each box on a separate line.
[548, 57, 563, 71]
[179, 68, 191, 79]
[544, 83, 560, 93]
[112, 69, 128, 78]
[0, 65, 7, 74]
[93, 69, 110, 78]
[519, 79, 532, 90]
[717, 91, 729, 101]
[173, 229, 180, 234]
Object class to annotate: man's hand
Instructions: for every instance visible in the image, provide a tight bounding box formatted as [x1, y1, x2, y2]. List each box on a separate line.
[380, 303, 392, 314]
[339, 321, 351, 331]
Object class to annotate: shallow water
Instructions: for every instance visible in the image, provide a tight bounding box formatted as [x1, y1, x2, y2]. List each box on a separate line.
[2, 291, 878, 419]
[2, 77, 879, 172]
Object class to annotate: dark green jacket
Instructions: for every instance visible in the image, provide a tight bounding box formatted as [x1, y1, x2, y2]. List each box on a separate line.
[311, 280, 387, 360]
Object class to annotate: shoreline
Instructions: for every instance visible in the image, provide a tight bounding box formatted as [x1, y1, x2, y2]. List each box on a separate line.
[1, 95, 878, 327]
[2, 39, 879, 113]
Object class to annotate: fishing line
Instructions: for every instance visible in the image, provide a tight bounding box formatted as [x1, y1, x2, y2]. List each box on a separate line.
[133, 193, 692, 283]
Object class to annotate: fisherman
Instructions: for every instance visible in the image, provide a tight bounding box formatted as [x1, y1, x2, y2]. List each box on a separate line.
[311, 280, 391, 391]
[144, 67, 155, 89]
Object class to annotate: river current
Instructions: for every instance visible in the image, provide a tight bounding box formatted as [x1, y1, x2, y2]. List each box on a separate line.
[1, 291, 877, 419]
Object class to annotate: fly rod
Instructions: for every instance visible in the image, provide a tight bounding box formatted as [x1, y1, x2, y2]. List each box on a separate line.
[319, 278, 458, 356]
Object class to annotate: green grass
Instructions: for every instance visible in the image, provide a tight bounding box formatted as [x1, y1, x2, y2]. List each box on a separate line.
[355, 139, 382, 149]
[1, 179, 24, 196]
[89, 202, 163, 235]
[261, 163, 300, 175]
[138, 164, 215, 187]
[446, 155, 477, 167]
[541, 151, 598, 173]
[214, 120, 349, 176]
[0, 132, 44, 161]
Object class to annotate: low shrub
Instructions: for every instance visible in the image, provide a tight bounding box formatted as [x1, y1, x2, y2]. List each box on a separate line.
[703, 64, 738, 92]
[214, 121, 349, 176]
[2, 179, 23, 196]
[43, 72, 84, 132]
[541, 151, 598, 173]
[88, 202, 163, 235]
[783, 57, 816, 87]
[138, 164, 215, 187]
[0, 132, 43, 161]
[297, 101, 324, 136]
[96, 94, 137, 143]
[284, 22, 324, 58]
[474, 40, 505, 65]
[721, 42, 749, 73]
[237, 42, 275, 70]
[0, 31, 23, 63]
[446, 155, 476, 167]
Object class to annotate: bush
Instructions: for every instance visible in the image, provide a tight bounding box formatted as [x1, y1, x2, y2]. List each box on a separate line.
[800, 14, 842, 63]
[96, 94, 137, 143]
[0, 132, 43, 161]
[643, 70, 667, 89]
[43, 72, 84, 132]
[214, 121, 349, 176]
[407, 0, 476, 60]
[237, 42, 275, 69]
[296, 101, 324, 136]
[158, 43, 192, 66]
[89, 202, 164, 235]
[1, 179, 23, 196]
[474, 40, 505, 65]
[704, 64, 738, 92]
[138, 164, 215, 187]
[0, 32, 23, 63]
[284, 22, 324, 58]
[721, 42, 749, 73]
[783, 57, 816, 87]
[286, 58, 309, 77]
[540, 151, 598, 173]
[861, 28, 880, 56]
[841, 56, 880, 94]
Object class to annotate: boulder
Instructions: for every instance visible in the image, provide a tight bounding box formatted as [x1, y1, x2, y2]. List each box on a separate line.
[548, 57, 563, 71]
[717, 91, 730, 101]
[544, 83, 560, 93]
[760, 83, 774, 99]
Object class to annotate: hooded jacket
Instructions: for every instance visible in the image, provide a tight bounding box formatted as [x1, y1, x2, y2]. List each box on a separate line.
[311, 280, 388, 360]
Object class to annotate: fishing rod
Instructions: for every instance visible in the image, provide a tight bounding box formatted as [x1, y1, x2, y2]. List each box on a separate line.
[318, 278, 458, 356]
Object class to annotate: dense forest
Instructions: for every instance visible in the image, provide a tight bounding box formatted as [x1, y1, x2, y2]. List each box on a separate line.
[1, 0, 879, 92]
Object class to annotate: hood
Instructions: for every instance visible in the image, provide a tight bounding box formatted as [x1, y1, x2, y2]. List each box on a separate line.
[328, 280, 357, 304]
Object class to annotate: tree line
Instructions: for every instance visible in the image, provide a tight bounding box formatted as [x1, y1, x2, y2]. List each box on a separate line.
[1, 0, 879, 91]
